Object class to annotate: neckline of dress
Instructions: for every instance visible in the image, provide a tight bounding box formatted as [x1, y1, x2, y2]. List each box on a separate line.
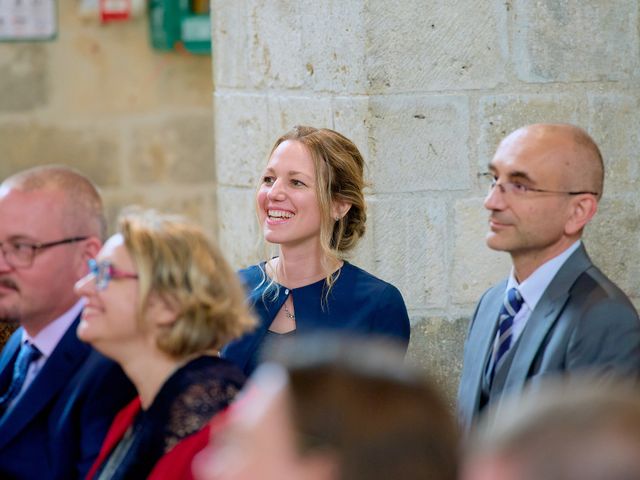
[260, 259, 348, 291]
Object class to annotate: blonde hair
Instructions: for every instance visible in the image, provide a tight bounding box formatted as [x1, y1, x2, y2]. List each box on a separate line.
[262, 126, 367, 293]
[119, 208, 255, 359]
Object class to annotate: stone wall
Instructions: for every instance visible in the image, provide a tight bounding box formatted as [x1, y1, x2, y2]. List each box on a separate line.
[212, 0, 640, 402]
[0, 3, 215, 343]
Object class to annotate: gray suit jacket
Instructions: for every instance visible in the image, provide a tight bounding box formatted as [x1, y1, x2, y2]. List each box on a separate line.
[457, 244, 640, 432]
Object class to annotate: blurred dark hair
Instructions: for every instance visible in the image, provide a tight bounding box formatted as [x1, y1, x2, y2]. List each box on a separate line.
[265, 334, 459, 480]
[467, 377, 640, 480]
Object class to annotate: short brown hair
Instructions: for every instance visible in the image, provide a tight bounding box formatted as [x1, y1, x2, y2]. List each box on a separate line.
[3, 164, 106, 239]
[266, 335, 459, 480]
[119, 208, 255, 358]
[467, 379, 640, 480]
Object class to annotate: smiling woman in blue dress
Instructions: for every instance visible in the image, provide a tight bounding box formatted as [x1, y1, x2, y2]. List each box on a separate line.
[222, 125, 411, 375]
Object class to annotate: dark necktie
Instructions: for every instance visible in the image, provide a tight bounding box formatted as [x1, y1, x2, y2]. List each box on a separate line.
[489, 287, 524, 385]
[0, 341, 42, 413]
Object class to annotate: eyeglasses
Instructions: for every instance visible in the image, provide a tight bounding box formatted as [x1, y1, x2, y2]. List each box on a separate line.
[480, 173, 599, 197]
[0, 236, 88, 269]
[87, 259, 138, 291]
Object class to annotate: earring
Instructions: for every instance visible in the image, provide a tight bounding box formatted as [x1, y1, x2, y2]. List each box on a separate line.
[335, 216, 340, 222]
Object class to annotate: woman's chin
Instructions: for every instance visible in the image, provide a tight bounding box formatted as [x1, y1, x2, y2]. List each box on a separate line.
[76, 322, 110, 355]
[76, 320, 95, 343]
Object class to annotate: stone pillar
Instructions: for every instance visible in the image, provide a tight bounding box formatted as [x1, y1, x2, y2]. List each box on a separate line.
[212, 0, 640, 402]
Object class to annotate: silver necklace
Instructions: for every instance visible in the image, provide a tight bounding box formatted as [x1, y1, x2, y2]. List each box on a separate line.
[283, 299, 296, 320]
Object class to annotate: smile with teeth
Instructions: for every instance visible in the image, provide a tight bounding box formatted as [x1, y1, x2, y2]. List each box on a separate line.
[268, 209, 295, 220]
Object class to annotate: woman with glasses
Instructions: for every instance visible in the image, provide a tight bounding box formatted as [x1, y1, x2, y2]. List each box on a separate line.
[221, 125, 411, 376]
[75, 208, 255, 480]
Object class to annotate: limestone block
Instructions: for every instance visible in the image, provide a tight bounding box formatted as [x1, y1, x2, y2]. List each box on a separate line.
[102, 191, 147, 234]
[50, 8, 212, 114]
[365, 0, 508, 92]
[452, 198, 511, 305]
[215, 92, 270, 187]
[266, 95, 333, 141]
[147, 189, 217, 236]
[406, 315, 470, 407]
[584, 196, 640, 301]
[212, 0, 249, 88]
[0, 121, 121, 187]
[216, 186, 260, 269]
[0, 44, 48, 111]
[513, 1, 639, 82]
[246, 1, 306, 88]
[332, 97, 371, 164]
[367, 95, 470, 192]
[588, 94, 640, 193]
[129, 113, 215, 184]
[365, 196, 448, 310]
[478, 94, 582, 168]
[300, 0, 368, 94]
[103, 188, 217, 239]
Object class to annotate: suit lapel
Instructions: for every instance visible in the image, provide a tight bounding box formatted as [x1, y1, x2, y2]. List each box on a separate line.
[458, 281, 506, 428]
[499, 245, 592, 397]
[0, 315, 90, 449]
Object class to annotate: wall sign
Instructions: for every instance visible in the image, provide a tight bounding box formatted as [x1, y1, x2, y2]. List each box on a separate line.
[0, 0, 57, 41]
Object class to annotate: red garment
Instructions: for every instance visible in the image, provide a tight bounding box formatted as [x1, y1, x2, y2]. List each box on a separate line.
[149, 424, 210, 480]
[86, 397, 211, 480]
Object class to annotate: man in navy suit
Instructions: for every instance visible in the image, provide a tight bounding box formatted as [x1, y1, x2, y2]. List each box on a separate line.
[457, 124, 640, 432]
[0, 166, 135, 479]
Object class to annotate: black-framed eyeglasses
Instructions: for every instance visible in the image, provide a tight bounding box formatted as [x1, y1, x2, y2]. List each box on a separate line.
[479, 173, 599, 197]
[87, 259, 138, 291]
[0, 236, 88, 269]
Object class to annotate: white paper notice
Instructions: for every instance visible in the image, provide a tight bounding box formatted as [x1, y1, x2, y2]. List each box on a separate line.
[0, 0, 57, 40]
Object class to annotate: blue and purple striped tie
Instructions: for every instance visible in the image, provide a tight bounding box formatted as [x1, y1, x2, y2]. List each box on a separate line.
[490, 287, 524, 384]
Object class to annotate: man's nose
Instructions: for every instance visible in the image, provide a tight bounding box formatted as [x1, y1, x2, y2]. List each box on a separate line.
[484, 183, 507, 211]
[0, 246, 14, 272]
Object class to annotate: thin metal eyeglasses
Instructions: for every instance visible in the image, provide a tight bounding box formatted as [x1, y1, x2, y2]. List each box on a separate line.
[480, 173, 599, 197]
[0, 236, 88, 269]
[87, 259, 138, 291]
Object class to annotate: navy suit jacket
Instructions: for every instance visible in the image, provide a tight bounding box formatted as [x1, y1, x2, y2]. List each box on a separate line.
[0, 316, 135, 479]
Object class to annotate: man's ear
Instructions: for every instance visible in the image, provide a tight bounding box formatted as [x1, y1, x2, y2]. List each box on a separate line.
[76, 236, 102, 278]
[331, 199, 352, 221]
[565, 195, 598, 236]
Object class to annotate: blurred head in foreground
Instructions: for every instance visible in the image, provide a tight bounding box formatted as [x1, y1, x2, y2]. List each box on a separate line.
[463, 378, 640, 480]
[195, 335, 459, 480]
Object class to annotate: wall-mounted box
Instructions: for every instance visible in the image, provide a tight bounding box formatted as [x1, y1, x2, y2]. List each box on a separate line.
[148, 0, 211, 55]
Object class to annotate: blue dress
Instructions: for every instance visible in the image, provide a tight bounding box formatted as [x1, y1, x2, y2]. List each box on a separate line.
[221, 261, 411, 375]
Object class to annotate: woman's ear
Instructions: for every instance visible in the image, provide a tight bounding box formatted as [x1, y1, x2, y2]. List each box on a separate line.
[331, 200, 352, 222]
[146, 293, 178, 327]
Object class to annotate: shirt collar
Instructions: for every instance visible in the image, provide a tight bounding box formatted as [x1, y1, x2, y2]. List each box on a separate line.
[507, 240, 582, 311]
[22, 299, 84, 358]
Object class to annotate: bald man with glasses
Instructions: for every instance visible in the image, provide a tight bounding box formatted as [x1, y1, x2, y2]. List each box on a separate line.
[457, 124, 640, 433]
[0, 166, 134, 479]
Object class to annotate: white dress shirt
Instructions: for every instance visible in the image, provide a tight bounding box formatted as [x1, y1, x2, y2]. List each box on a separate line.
[506, 240, 582, 345]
